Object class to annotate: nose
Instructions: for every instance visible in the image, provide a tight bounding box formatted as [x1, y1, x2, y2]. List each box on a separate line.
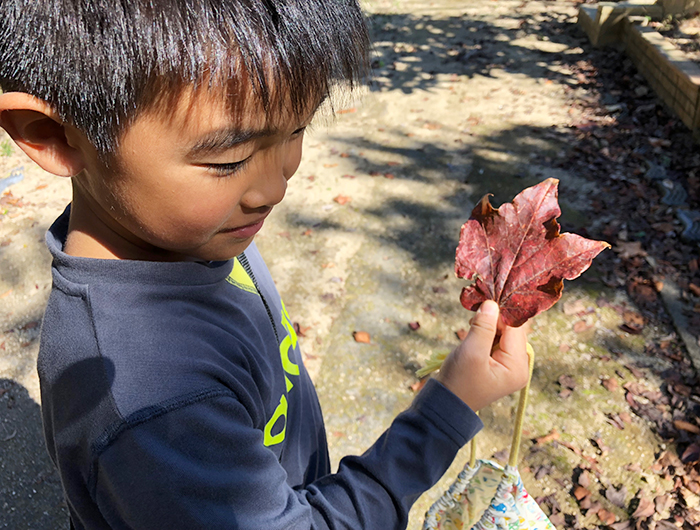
[240, 171, 287, 210]
[240, 139, 302, 210]
[240, 159, 289, 211]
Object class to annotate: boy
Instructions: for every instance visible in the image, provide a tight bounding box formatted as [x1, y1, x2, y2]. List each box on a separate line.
[0, 1, 529, 529]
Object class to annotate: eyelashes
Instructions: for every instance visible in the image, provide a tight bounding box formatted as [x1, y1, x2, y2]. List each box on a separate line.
[206, 158, 251, 177]
[205, 127, 306, 178]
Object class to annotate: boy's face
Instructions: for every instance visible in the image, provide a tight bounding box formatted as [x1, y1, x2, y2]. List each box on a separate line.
[72, 88, 314, 262]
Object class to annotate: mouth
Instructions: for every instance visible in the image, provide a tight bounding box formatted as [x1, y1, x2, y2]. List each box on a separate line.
[220, 212, 270, 239]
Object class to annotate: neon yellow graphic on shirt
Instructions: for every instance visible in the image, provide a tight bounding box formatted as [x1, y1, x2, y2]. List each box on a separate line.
[264, 300, 299, 447]
[264, 395, 288, 447]
[226, 258, 258, 295]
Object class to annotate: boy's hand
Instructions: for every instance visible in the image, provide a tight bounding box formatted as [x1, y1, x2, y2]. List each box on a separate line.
[436, 300, 530, 412]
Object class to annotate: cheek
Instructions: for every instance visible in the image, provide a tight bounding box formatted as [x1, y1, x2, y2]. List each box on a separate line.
[128, 178, 240, 243]
[177, 186, 240, 226]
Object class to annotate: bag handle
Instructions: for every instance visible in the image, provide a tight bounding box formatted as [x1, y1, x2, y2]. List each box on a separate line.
[464, 343, 534, 526]
[508, 342, 535, 467]
[417, 339, 535, 466]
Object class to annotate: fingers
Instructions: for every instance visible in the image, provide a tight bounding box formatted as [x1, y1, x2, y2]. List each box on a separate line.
[497, 323, 528, 357]
[491, 324, 530, 388]
[462, 300, 500, 357]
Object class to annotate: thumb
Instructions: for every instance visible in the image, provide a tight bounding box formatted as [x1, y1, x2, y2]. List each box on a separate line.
[462, 300, 499, 353]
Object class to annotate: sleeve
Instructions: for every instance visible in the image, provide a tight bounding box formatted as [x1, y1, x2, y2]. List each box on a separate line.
[92, 379, 482, 530]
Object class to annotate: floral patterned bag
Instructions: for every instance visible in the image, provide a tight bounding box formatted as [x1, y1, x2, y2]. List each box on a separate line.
[423, 345, 557, 530]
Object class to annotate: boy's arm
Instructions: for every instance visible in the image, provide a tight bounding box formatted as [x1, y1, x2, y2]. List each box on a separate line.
[92, 379, 479, 530]
[91, 301, 527, 530]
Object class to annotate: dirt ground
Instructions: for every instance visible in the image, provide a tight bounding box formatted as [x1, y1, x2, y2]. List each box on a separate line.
[2, 1, 700, 529]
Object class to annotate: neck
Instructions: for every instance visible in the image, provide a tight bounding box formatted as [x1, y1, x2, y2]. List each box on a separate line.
[64, 179, 183, 261]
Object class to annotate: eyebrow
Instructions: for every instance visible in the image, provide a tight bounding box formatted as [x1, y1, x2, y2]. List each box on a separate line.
[187, 97, 327, 158]
[187, 127, 275, 157]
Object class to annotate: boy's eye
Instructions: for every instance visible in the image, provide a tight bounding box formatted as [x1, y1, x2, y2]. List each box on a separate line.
[206, 158, 250, 177]
[292, 126, 307, 137]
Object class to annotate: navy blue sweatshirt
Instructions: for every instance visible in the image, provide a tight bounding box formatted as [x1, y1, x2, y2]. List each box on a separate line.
[38, 207, 483, 529]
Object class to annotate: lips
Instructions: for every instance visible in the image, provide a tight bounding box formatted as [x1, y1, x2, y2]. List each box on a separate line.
[220, 212, 270, 239]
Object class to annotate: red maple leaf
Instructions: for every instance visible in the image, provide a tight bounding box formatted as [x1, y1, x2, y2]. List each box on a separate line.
[456, 178, 610, 327]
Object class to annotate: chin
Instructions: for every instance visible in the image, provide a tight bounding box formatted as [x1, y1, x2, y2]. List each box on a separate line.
[189, 239, 255, 262]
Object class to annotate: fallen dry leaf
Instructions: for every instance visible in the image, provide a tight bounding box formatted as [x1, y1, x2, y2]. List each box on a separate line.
[606, 413, 626, 430]
[333, 195, 351, 205]
[632, 495, 655, 519]
[602, 377, 619, 392]
[681, 443, 700, 464]
[605, 485, 628, 508]
[614, 240, 647, 259]
[352, 331, 371, 344]
[293, 322, 311, 338]
[535, 428, 560, 445]
[655, 494, 674, 515]
[573, 319, 593, 333]
[558, 375, 576, 390]
[580, 497, 601, 514]
[408, 322, 420, 331]
[625, 462, 642, 473]
[563, 298, 587, 315]
[456, 179, 609, 327]
[609, 521, 633, 530]
[621, 310, 645, 334]
[577, 468, 591, 488]
[674, 420, 700, 434]
[597, 508, 617, 525]
[573, 485, 591, 501]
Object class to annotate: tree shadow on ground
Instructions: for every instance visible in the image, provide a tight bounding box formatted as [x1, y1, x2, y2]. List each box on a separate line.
[303, 10, 700, 521]
[366, 8, 589, 93]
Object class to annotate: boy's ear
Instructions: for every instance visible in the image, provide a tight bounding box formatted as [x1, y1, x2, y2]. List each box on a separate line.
[0, 92, 85, 177]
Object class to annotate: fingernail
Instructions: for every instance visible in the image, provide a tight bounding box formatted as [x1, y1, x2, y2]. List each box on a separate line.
[478, 300, 498, 316]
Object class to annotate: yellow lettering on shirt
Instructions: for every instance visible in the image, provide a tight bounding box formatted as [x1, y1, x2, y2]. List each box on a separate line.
[263, 300, 301, 447]
[264, 395, 288, 446]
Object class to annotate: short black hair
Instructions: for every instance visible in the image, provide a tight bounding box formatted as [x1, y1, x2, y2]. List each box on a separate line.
[0, 0, 369, 160]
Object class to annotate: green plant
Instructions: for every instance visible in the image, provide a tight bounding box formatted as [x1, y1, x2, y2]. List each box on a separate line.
[0, 140, 13, 157]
